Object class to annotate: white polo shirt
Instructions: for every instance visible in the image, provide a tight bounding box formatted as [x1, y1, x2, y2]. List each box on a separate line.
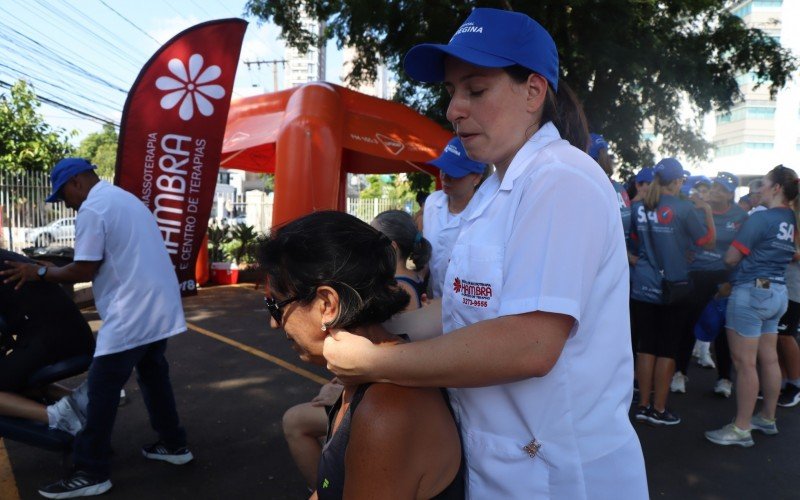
[74, 181, 186, 357]
[422, 190, 476, 298]
[442, 123, 647, 499]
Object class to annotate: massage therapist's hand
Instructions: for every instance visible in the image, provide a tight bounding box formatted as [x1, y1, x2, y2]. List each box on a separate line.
[323, 330, 383, 385]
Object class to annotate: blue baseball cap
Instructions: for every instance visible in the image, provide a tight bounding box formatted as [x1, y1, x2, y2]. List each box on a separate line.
[403, 8, 559, 90]
[46, 158, 97, 202]
[713, 171, 739, 193]
[635, 167, 654, 183]
[655, 158, 685, 183]
[430, 137, 486, 178]
[588, 133, 608, 160]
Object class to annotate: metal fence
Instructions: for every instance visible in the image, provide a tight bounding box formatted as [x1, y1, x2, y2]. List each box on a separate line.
[0, 170, 76, 252]
[346, 197, 413, 223]
[0, 170, 414, 252]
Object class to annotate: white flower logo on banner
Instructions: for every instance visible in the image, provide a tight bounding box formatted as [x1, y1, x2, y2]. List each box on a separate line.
[156, 54, 225, 121]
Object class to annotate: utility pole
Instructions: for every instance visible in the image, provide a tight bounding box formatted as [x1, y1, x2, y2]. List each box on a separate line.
[243, 59, 287, 92]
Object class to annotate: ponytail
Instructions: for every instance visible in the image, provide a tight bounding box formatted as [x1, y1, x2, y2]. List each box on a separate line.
[504, 67, 589, 150]
[542, 79, 590, 151]
[767, 164, 799, 210]
[371, 209, 432, 270]
[644, 174, 668, 211]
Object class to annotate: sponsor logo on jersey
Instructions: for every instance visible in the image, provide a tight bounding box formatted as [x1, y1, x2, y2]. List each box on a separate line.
[453, 276, 493, 307]
[657, 206, 674, 225]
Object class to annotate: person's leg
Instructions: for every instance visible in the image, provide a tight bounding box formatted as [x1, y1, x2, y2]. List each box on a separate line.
[715, 329, 733, 380]
[135, 339, 186, 447]
[727, 329, 760, 430]
[636, 354, 655, 409]
[0, 391, 47, 422]
[757, 333, 781, 421]
[652, 357, 676, 412]
[282, 402, 329, 489]
[72, 349, 141, 478]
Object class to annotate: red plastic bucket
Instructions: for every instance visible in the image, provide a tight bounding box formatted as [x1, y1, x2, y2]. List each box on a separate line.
[211, 262, 239, 285]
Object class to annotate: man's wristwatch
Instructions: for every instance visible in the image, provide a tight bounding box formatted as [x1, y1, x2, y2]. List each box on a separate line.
[37, 266, 48, 281]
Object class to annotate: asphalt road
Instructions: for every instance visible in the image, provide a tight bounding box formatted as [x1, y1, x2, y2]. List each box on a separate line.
[4, 285, 799, 499]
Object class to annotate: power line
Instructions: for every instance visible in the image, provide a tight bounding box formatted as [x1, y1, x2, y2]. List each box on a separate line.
[0, 79, 118, 127]
[97, 0, 161, 46]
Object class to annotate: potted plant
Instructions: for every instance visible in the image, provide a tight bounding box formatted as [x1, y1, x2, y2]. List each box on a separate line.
[207, 221, 238, 285]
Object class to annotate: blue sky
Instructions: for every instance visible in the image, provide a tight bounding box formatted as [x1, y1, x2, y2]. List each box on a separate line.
[0, 0, 344, 143]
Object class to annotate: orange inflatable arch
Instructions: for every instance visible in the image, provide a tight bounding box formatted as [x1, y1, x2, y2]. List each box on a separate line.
[220, 82, 452, 226]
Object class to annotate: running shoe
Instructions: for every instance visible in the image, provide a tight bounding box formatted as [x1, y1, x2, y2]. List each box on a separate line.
[47, 395, 85, 436]
[670, 371, 688, 393]
[647, 408, 681, 426]
[142, 440, 194, 465]
[750, 414, 778, 435]
[38, 470, 112, 498]
[713, 378, 733, 399]
[697, 351, 716, 369]
[705, 424, 754, 447]
[633, 406, 651, 423]
[777, 383, 800, 408]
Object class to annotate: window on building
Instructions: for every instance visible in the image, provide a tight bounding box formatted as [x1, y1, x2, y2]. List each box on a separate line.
[715, 142, 774, 157]
[716, 106, 776, 123]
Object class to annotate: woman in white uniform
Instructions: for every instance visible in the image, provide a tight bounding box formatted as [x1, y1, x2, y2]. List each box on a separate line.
[323, 8, 648, 499]
[424, 137, 487, 298]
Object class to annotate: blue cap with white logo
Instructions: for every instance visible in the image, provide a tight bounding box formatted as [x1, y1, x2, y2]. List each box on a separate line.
[714, 171, 739, 193]
[46, 158, 97, 203]
[403, 8, 559, 90]
[588, 133, 608, 160]
[431, 137, 486, 178]
[655, 158, 685, 182]
[635, 167, 655, 183]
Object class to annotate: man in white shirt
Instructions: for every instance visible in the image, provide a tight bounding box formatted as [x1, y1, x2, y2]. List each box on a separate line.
[2, 158, 192, 498]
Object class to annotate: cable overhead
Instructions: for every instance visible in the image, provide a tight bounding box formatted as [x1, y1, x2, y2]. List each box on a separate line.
[98, 0, 161, 46]
[0, 79, 118, 127]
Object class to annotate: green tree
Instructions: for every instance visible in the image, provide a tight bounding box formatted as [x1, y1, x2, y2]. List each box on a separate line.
[246, 0, 796, 176]
[77, 123, 118, 179]
[0, 80, 75, 173]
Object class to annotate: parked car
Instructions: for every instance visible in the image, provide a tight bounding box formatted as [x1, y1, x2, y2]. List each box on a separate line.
[25, 217, 75, 247]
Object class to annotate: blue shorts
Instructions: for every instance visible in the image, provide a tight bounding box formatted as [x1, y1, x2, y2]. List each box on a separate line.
[726, 282, 788, 338]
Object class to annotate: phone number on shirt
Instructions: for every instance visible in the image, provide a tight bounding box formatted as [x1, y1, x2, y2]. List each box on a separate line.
[462, 297, 488, 308]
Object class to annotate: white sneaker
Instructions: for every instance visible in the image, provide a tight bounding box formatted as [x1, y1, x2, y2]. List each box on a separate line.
[46, 395, 85, 436]
[670, 371, 688, 393]
[692, 340, 704, 358]
[714, 378, 733, 398]
[697, 351, 716, 369]
[705, 423, 754, 447]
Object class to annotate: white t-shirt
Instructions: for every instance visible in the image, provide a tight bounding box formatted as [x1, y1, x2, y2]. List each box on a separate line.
[74, 181, 186, 356]
[422, 190, 477, 298]
[441, 123, 647, 499]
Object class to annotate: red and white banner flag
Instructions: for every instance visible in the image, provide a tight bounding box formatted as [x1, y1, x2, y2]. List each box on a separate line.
[115, 18, 247, 295]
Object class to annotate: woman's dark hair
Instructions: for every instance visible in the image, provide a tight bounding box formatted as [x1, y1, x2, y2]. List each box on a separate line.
[257, 211, 409, 329]
[415, 191, 429, 207]
[766, 164, 799, 206]
[595, 149, 614, 176]
[504, 66, 589, 151]
[372, 210, 432, 270]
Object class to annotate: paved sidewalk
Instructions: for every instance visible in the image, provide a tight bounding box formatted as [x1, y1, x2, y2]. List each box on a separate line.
[3, 286, 799, 499]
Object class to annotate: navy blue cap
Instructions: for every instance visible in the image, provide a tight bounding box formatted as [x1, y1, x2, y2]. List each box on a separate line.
[46, 158, 96, 202]
[714, 171, 739, 193]
[655, 158, 684, 183]
[635, 167, 654, 183]
[588, 133, 608, 160]
[403, 8, 559, 90]
[430, 137, 486, 178]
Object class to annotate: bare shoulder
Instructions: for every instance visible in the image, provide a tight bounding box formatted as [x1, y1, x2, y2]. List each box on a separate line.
[351, 384, 452, 439]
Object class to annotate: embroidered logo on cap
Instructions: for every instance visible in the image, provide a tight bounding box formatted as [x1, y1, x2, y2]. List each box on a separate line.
[444, 144, 461, 157]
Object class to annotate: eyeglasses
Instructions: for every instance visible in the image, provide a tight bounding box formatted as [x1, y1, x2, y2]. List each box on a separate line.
[264, 295, 303, 325]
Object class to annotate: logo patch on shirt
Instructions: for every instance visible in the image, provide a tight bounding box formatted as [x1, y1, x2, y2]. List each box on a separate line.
[453, 276, 493, 308]
[657, 206, 674, 225]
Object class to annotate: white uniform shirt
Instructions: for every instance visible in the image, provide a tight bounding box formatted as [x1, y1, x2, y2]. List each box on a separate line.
[74, 181, 186, 356]
[423, 190, 478, 298]
[441, 123, 647, 499]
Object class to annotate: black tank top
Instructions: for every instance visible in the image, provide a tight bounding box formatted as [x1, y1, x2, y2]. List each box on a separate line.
[316, 383, 465, 499]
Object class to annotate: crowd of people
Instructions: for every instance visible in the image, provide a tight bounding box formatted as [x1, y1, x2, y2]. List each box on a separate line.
[2, 6, 798, 500]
